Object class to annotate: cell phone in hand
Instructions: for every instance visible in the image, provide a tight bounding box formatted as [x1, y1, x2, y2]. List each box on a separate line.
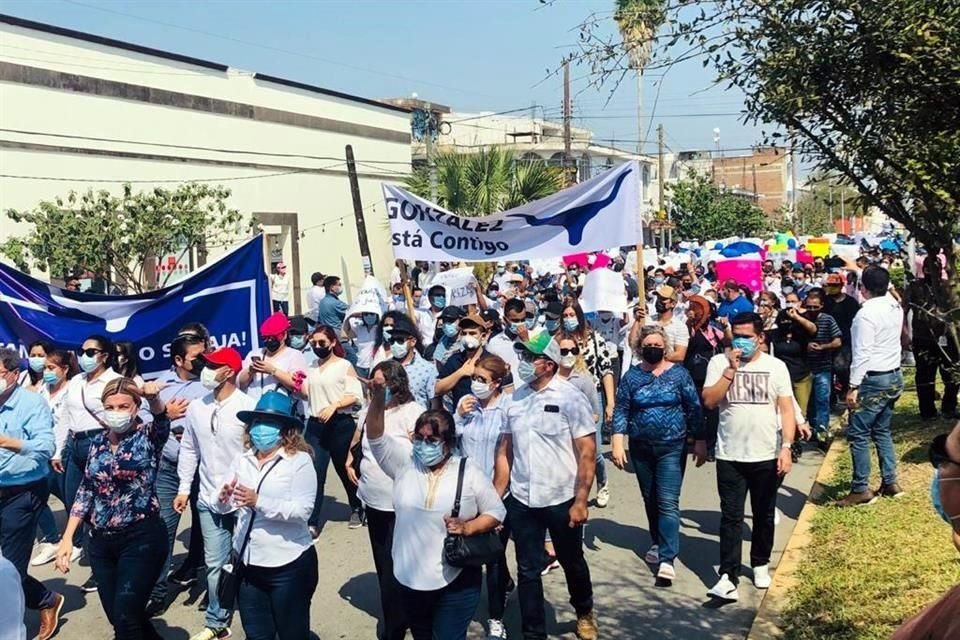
[251, 355, 263, 363]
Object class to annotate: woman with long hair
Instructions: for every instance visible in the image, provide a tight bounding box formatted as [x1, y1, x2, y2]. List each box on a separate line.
[757, 292, 781, 335]
[21, 340, 53, 392]
[220, 391, 318, 640]
[371, 310, 407, 369]
[113, 341, 144, 385]
[304, 324, 364, 535]
[684, 296, 725, 460]
[55, 377, 172, 638]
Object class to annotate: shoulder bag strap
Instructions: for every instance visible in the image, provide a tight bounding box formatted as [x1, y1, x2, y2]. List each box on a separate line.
[80, 385, 108, 429]
[450, 457, 467, 519]
[236, 456, 283, 561]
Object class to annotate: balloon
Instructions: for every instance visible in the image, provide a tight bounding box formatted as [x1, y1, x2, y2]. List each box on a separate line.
[787, 238, 797, 249]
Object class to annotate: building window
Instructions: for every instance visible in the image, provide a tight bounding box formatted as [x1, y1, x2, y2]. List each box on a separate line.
[548, 152, 565, 168]
[578, 154, 591, 181]
[519, 152, 542, 164]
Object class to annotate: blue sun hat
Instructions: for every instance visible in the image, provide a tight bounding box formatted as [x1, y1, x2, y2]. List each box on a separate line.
[236, 390, 302, 430]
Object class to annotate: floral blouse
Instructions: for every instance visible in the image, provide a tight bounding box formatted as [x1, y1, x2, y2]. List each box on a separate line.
[612, 364, 703, 442]
[70, 415, 170, 531]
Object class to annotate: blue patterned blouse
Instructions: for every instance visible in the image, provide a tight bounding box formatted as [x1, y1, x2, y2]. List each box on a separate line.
[70, 415, 170, 531]
[612, 364, 703, 442]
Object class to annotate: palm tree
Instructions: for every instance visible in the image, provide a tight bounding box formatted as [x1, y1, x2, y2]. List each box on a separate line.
[614, 0, 665, 72]
[406, 148, 564, 216]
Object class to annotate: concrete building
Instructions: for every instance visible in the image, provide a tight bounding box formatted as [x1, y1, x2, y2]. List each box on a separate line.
[711, 147, 792, 215]
[0, 14, 412, 311]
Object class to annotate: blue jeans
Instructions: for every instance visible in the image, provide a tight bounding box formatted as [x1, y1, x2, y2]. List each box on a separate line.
[810, 369, 833, 435]
[198, 505, 236, 628]
[63, 431, 96, 548]
[848, 370, 903, 493]
[595, 395, 608, 488]
[629, 437, 687, 564]
[399, 566, 482, 640]
[151, 459, 205, 601]
[238, 546, 318, 640]
[36, 469, 64, 543]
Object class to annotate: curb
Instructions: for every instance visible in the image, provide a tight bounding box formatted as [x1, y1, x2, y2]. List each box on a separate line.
[746, 437, 846, 639]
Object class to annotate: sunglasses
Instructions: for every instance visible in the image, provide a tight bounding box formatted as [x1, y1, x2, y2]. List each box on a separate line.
[388, 335, 411, 345]
[804, 306, 822, 311]
[516, 350, 546, 363]
[560, 347, 580, 356]
[77, 348, 104, 358]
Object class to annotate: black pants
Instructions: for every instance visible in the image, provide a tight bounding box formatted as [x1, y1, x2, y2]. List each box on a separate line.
[88, 514, 169, 639]
[0, 480, 56, 610]
[238, 546, 318, 640]
[508, 496, 593, 640]
[716, 459, 779, 583]
[306, 414, 361, 526]
[485, 513, 514, 621]
[365, 507, 408, 640]
[916, 340, 959, 418]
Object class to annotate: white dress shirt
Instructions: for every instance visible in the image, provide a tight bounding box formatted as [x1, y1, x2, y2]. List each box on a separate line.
[368, 442, 505, 591]
[178, 387, 256, 509]
[850, 294, 903, 386]
[357, 401, 420, 512]
[306, 285, 326, 321]
[504, 376, 596, 508]
[417, 309, 439, 348]
[226, 448, 316, 568]
[39, 384, 69, 460]
[57, 368, 122, 455]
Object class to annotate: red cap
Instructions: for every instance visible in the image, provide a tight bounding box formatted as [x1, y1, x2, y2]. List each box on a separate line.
[259, 311, 290, 337]
[204, 347, 242, 374]
[825, 273, 844, 285]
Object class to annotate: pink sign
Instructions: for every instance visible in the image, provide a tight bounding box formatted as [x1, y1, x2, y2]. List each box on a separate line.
[715, 258, 763, 292]
[795, 249, 814, 265]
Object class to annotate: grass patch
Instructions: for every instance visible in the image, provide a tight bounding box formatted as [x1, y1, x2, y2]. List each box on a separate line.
[781, 370, 960, 640]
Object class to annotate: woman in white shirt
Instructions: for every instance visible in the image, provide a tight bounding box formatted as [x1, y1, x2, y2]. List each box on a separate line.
[346, 360, 421, 640]
[453, 354, 514, 640]
[305, 324, 364, 535]
[367, 382, 506, 640]
[221, 391, 317, 640]
[19, 339, 51, 393]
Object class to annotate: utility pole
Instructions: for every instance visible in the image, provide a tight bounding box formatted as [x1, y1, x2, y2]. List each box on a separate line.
[790, 137, 799, 219]
[563, 59, 573, 185]
[345, 145, 374, 276]
[658, 124, 667, 249]
[424, 101, 438, 202]
[840, 188, 846, 234]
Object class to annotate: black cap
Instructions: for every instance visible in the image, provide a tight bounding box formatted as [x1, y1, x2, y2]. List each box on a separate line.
[390, 316, 419, 338]
[544, 301, 563, 319]
[288, 315, 309, 334]
[480, 309, 500, 326]
[440, 306, 464, 322]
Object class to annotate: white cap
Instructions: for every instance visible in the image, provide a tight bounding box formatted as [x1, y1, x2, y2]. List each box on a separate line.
[496, 261, 506, 267]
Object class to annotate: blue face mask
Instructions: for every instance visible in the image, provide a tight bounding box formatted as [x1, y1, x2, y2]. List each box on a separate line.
[517, 360, 539, 383]
[384, 388, 394, 405]
[563, 318, 579, 332]
[289, 335, 307, 350]
[249, 422, 282, 452]
[545, 319, 560, 334]
[78, 353, 99, 373]
[362, 314, 379, 327]
[42, 370, 59, 386]
[413, 439, 446, 467]
[731, 336, 758, 359]
[442, 322, 458, 338]
[393, 294, 404, 303]
[525, 317, 537, 330]
[431, 296, 446, 309]
[508, 322, 525, 336]
[28, 356, 45, 373]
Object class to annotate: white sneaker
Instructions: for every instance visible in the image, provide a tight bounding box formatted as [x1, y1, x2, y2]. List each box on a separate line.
[487, 618, 507, 640]
[656, 562, 676, 581]
[774, 507, 782, 526]
[753, 565, 772, 589]
[644, 544, 659, 564]
[595, 484, 610, 508]
[70, 547, 82, 563]
[30, 543, 58, 566]
[707, 574, 739, 601]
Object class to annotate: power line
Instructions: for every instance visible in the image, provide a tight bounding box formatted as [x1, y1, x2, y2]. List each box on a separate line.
[0, 165, 345, 184]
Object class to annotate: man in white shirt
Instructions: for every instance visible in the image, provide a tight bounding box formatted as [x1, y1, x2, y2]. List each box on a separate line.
[496, 331, 598, 640]
[486, 299, 534, 379]
[175, 347, 255, 640]
[305, 272, 326, 323]
[837, 266, 905, 507]
[699, 311, 796, 602]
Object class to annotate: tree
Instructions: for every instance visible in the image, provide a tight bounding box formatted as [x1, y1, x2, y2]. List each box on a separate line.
[1, 183, 244, 293]
[791, 176, 863, 237]
[406, 147, 565, 216]
[669, 169, 770, 241]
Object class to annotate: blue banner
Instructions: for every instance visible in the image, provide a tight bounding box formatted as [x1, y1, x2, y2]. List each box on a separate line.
[0, 236, 271, 376]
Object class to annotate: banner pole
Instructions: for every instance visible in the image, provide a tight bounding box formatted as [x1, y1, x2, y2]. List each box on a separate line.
[399, 262, 418, 325]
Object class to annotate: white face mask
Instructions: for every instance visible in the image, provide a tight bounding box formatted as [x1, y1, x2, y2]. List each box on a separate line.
[103, 410, 134, 434]
[200, 367, 221, 390]
[470, 379, 494, 399]
[560, 354, 577, 369]
[461, 335, 481, 350]
[0, 378, 8, 396]
[391, 341, 410, 360]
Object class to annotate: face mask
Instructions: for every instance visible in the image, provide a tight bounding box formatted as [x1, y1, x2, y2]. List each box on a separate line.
[103, 410, 134, 434]
[263, 337, 282, 352]
[487, 289, 498, 298]
[391, 341, 410, 360]
[0, 378, 7, 396]
[517, 360, 538, 383]
[289, 335, 307, 350]
[362, 314, 379, 327]
[42, 370, 59, 386]
[462, 335, 481, 350]
[682, 282, 693, 291]
[826, 286, 842, 296]
[393, 294, 404, 303]
[563, 318, 579, 332]
[496, 267, 505, 274]
[545, 319, 560, 334]
[471, 379, 494, 399]
[442, 323, 458, 338]
[382, 327, 393, 342]
[732, 336, 758, 359]
[525, 317, 537, 330]
[249, 423, 282, 452]
[384, 388, 394, 405]
[28, 357, 45, 373]
[654, 276, 665, 285]
[431, 296, 446, 309]
[79, 353, 99, 373]
[598, 311, 613, 320]
[560, 354, 577, 369]
[642, 346, 665, 364]
[507, 322, 525, 336]
[655, 301, 669, 314]
[313, 345, 332, 360]
[200, 367, 222, 390]
[413, 439, 446, 467]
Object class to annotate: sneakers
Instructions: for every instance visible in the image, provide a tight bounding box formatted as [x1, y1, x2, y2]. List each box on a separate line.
[145, 596, 168, 618]
[595, 484, 610, 508]
[656, 562, 676, 581]
[753, 565, 772, 589]
[487, 618, 507, 640]
[540, 556, 560, 576]
[348, 509, 363, 529]
[877, 482, 905, 498]
[707, 574, 739, 601]
[575, 611, 598, 640]
[80, 576, 98, 593]
[169, 564, 200, 587]
[189, 628, 232, 640]
[37, 592, 64, 640]
[644, 544, 659, 564]
[31, 542, 59, 566]
[834, 489, 878, 508]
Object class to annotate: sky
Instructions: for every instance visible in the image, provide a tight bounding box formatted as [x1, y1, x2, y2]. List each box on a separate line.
[1, 0, 765, 158]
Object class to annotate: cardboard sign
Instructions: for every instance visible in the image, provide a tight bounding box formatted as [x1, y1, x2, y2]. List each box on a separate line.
[715, 258, 763, 292]
[429, 267, 478, 307]
[579, 267, 627, 314]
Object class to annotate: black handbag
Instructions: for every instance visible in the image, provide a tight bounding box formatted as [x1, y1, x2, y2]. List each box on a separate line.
[443, 458, 504, 568]
[216, 457, 282, 609]
[349, 426, 364, 480]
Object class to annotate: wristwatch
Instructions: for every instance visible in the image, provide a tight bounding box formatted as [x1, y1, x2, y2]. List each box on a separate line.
[781, 442, 793, 449]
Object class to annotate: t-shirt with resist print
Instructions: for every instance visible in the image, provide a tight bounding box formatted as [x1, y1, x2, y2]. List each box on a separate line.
[704, 352, 793, 463]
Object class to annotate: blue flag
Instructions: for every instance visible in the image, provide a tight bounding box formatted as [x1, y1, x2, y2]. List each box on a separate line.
[0, 236, 271, 376]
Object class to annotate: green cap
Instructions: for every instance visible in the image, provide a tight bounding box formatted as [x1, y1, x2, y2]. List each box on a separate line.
[513, 329, 562, 364]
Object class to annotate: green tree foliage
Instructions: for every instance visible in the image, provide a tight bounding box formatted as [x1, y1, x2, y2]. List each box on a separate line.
[789, 175, 862, 237]
[405, 147, 565, 216]
[669, 170, 770, 241]
[1, 183, 243, 292]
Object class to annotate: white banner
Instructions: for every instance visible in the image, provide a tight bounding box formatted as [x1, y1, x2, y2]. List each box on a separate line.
[383, 162, 640, 262]
[579, 268, 627, 315]
[428, 267, 478, 306]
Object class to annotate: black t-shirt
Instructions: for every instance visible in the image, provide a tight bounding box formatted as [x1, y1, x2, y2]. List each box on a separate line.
[770, 327, 810, 381]
[823, 294, 860, 343]
[684, 329, 721, 388]
[438, 347, 514, 408]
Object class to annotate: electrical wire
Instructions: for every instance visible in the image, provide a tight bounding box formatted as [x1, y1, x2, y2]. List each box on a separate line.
[0, 165, 348, 184]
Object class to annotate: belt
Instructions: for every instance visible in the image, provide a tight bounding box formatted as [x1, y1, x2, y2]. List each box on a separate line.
[0, 480, 43, 499]
[70, 429, 102, 440]
[865, 368, 900, 377]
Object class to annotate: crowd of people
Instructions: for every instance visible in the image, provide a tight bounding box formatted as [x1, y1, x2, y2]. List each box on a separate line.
[0, 242, 956, 640]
